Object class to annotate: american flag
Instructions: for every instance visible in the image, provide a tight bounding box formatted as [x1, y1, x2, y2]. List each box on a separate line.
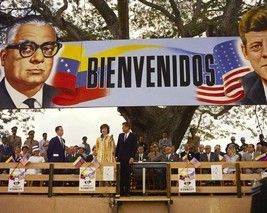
[20, 156, 29, 166]
[196, 40, 252, 104]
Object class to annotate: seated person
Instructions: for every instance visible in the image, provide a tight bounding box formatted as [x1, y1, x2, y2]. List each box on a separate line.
[153, 145, 178, 190]
[148, 142, 161, 161]
[134, 146, 148, 162]
[242, 144, 263, 174]
[132, 146, 148, 189]
[26, 146, 45, 175]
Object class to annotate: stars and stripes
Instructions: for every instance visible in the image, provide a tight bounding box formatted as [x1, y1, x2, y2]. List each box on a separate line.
[196, 40, 252, 104]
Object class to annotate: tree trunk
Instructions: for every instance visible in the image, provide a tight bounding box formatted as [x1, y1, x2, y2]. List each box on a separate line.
[118, 106, 198, 151]
[118, 0, 129, 39]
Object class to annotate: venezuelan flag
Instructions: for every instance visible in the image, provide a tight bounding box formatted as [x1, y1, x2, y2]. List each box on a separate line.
[5, 156, 15, 163]
[73, 156, 85, 168]
[255, 153, 267, 161]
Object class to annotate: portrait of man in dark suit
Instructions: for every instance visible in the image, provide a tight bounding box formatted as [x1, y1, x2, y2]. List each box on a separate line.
[115, 122, 137, 196]
[0, 15, 62, 109]
[239, 6, 267, 104]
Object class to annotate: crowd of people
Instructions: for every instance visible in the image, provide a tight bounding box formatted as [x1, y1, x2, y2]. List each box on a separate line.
[0, 123, 267, 193]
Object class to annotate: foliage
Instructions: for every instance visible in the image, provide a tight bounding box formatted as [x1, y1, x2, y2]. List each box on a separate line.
[0, 0, 267, 148]
[0, 109, 44, 138]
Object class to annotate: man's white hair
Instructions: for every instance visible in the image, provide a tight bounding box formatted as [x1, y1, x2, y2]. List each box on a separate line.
[6, 15, 56, 45]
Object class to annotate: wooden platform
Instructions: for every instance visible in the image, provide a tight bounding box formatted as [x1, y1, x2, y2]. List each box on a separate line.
[114, 196, 172, 213]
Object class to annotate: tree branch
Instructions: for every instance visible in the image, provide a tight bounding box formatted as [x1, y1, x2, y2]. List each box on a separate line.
[89, 0, 120, 39]
[56, 0, 68, 17]
[138, 0, 176, 22]
[198, 106, 234, 119]
[31, 0, 85, 40]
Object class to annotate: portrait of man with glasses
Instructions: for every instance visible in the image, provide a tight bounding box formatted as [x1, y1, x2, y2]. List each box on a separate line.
[0, 15, 62, 109]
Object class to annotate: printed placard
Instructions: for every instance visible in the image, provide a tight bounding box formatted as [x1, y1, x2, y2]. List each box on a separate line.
[79, 167, 96, 191]
[211, 165, 223, 180]
[103, 166, 114, 181]
[178, 168, 196, 192]
[8, 168, 25, 192]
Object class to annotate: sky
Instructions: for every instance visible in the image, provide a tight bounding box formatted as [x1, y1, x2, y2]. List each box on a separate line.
[4, 107, 125, 149]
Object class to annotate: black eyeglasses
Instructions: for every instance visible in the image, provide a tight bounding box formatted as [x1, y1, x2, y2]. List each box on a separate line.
[6, 40, 62, 58]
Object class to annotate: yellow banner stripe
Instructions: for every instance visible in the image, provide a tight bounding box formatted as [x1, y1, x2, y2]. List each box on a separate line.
[79, 44, 161, 72]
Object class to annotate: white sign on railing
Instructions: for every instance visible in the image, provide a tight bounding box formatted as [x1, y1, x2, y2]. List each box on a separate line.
[79, 167, 96, 191]
[178, 168, 196, 192]
[8, 168, 25, 192]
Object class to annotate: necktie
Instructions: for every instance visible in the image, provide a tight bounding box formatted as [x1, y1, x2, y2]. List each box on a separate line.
[23, 98, 36, 108]
[139, 154, 142, 161]
[124, 134, 127, 141]
[60, 138, 64, 148]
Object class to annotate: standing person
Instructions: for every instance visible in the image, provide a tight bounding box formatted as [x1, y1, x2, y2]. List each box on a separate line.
[187, 127, 200, 154]
[0, 136, 14, 162]
[257, 134, 267, 148]
[0, 15, 62, 109]
[39, 132, 49, 154]
[23, 130, 39, 155]
[39, 133, 49, 154]
[138, 136, 148, 154]
[47, 126, 65, 163]
[96, 124, 115, 163]
[7, 126, 22, 151]
[158, 132, 172, 152]
[81, 136, 91, 155]
[239, 137, 248, 152]
[115, 122, 137, 196]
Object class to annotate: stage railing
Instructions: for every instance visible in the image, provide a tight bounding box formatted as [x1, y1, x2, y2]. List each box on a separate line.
[169, 161, 267, 198]
[0, 161, 266, 198]
[0, 162, 118, 197]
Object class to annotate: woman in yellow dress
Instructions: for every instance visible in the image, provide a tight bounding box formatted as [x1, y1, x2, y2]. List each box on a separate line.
[96, 124, 115, 163]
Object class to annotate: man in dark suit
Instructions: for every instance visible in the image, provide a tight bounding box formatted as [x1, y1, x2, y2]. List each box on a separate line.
[0, 15, 61, 109]
[200, 145, 220, 186]
[0, 136, 14, 162]
[153, 145, 180, 190]
[199, 145, 220, 163]
[0, 135, 14, 175]
[86, 146, 97, 162]
[47, 126, 65, 163]
[239, 7, 267, 104]
[180, 143, 195, 161]
[47, 126, 65, 186]
[134, 146, 148, 162]
[115, 122, 137, 196]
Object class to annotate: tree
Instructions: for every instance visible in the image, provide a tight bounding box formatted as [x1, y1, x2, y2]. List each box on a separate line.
[0, 0, 266, 151]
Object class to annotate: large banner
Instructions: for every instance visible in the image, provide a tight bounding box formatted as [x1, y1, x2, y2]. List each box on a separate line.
[0, 37, 256, 108]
